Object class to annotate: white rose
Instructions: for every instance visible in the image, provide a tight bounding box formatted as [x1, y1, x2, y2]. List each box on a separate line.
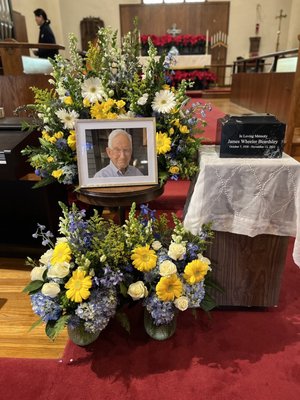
[168, 243, 186, 260]
[30, 266, 47, 281]
[159, 260, 177, 276]
[56, 237, 68, 243]
[41, 282, 60, 298]
[152, 240, 162, 251]
[127, 281, 148, 300]
[47, 262, 70, 279]
[39, 249, 53, 266]
[137, 93, 148, 105]
[174, 296, 189, 311]
[197, 254, 212, 270]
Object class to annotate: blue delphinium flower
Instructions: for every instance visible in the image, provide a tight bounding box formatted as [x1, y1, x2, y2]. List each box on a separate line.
[186, 242, 199, 260]
[98, 266, 124, 288]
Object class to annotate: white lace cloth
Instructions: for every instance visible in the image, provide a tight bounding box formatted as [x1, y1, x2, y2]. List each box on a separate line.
[183, 145, 300, 267]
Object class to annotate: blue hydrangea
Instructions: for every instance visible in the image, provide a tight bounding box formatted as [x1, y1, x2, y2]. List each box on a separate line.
[184, 281, 206, 307]
[30, 292, 62, 322]
[144, 294, 175, 326]
[75, 288, 118, 334]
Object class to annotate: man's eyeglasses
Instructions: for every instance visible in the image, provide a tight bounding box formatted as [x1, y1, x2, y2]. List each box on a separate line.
[111, 147, 131, 155]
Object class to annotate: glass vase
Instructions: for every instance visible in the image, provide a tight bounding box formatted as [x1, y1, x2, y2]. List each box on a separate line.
[143, 309, 177, 341]
[67, 323, 100, 346]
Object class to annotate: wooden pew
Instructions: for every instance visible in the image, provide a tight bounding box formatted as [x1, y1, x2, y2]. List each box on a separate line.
[0, 41, 65, 117]
[0, 40, 64, 75]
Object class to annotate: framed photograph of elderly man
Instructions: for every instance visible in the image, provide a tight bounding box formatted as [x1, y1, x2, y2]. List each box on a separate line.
[75, 118, 158, 188]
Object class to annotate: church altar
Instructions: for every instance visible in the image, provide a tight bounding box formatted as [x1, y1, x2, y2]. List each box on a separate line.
[183, 145, 300, 306]
[139, 54, 211, 70]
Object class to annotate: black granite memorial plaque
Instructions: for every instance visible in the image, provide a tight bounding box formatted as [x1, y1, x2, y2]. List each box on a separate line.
[216, 114, 285, 158]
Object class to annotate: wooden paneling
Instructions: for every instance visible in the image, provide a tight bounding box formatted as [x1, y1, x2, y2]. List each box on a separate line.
[0, 75, 51, 117]
[267, 73, 294, 123]
[231, 72, 294, 123]
[248, 73, 271, 112]
[120, 2, 229, 86]
[207, 231, 289, 307]
[120, 2, 229, 38]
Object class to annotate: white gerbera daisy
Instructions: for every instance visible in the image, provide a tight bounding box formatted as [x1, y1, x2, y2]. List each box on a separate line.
[152, 89, 176, 114]
[55, 109, 79, 129]
[81, 77, 106, 103]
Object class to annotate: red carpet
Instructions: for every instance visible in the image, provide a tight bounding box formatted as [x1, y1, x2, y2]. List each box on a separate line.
[0, 240, 299, 400]
[188, 97, 225, 144]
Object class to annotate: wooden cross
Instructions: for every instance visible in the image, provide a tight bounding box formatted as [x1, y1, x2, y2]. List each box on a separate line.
[275, 9, 287, 52]
[167, 23, 181, 37]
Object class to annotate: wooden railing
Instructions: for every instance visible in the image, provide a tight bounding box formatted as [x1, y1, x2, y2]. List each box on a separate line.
[231, 36, 300, 159]
[233, 48, 298, 74]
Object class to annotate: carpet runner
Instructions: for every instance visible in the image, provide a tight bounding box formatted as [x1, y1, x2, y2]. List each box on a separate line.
[0, 240, 299, 400]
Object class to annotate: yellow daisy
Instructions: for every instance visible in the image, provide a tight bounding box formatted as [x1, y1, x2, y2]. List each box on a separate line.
[67, 131, 76, 151]
[131, 245, 157, 272]
[64, 96, 73, 105]
[179, 125, 189, 134]
[156, 132, 172, 155]
[65, 269, 92, 303]
[156, 274, 183, 302]
[51, 242, 72, 265]
[54, 131, 64, 139]
[183, 259, 209, 285]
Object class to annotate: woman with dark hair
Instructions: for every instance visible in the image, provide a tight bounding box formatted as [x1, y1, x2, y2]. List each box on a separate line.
[33, 8, 58, 59]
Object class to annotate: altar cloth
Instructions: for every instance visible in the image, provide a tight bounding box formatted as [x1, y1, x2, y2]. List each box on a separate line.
[139, 54, 211, 69]
[183, 145, 300, 267]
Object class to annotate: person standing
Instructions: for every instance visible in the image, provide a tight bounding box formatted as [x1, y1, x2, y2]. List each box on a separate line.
[33, 8, 58, 59]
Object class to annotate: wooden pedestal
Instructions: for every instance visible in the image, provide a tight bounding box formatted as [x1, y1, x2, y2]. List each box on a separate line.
[206, 231, 289, 307]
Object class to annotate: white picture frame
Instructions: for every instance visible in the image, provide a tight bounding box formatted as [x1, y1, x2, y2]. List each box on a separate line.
[75, 118, 158, 188]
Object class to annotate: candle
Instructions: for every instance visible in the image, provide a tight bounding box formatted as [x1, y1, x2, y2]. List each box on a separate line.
[206, 29, 209, 54]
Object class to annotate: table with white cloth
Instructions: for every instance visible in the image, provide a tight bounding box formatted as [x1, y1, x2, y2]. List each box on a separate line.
[184, 145, 300, 307]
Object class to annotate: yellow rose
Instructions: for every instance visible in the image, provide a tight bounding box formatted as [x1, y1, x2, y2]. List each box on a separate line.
[169, 166, 180, 174]
[52, 169, 63, 179]
[174, 296, 189, 311]
[127, 281, 148, 300]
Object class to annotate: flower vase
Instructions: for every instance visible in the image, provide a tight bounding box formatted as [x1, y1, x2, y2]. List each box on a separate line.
[67, 323, 100, 346]
[143, 309, 177, 341]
